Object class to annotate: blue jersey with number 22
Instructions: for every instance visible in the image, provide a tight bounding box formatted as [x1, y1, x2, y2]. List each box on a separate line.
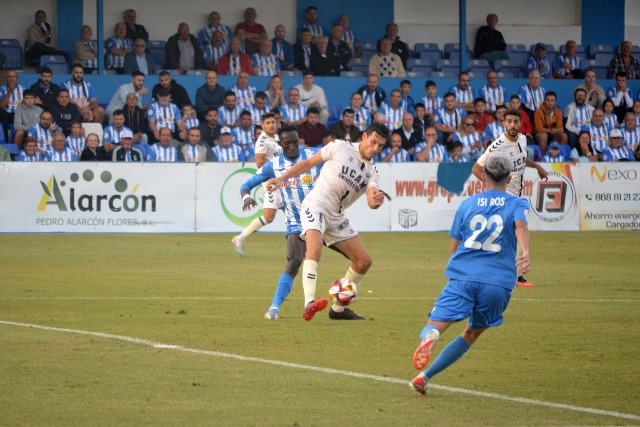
[445, 190, 529, 289]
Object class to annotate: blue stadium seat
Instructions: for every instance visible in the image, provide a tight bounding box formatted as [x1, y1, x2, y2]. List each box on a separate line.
[406, 70, 428, 78]
[434, 58, 459, 71]
[327, 105, 342, 128]
[407, 58, 431, 70]
[560, 145, 571, 160]
[593, 52, 614, 64]
[361, 42, 377, 60]
[40, 55, 68, 73]
[0, 143, 19, 156]
[469, 59, 490, 76]
[508, 51, 529, 68]
[496, 71, 514, 78]
[589, 44, 613, 59]
[414, 43, 439, 55]
[494, 59, 522, 76]
[347, 57, 366, 68]
[147, 40, 166, 68]
[0, 124, 5, 144]
[351, 64, 368, 75]
[0, 39, 23, 69]
[340, 70, 363, 77]
[444, 43, 471, 59]
[186, 69, 206, 76]
[430, 71, 455, 78]
[419, 50, 443, 64]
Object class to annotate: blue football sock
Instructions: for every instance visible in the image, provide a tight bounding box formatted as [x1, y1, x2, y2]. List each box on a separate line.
[420, 324, 439, 341]
[424, 336, 471, 379]
[270, 273, 293, 309]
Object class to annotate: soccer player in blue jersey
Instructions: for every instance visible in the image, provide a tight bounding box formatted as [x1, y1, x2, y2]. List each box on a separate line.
[239, 126, 322, 319]
[410, 153, 531, 396]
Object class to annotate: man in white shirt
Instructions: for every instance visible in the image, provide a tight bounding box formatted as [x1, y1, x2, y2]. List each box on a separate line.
[294, 71, 329, 124]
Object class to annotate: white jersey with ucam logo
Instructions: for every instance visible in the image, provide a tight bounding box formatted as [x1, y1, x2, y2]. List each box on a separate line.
[476, 133, 528, 197]
[304, 140, 379, 211]
[254, 131, 281, 160]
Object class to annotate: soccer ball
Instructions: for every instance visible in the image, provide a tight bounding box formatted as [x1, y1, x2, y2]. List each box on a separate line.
[328, 278, 358, 305]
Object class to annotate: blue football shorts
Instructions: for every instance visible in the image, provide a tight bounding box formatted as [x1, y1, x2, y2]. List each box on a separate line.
[428, 280, 512, 329]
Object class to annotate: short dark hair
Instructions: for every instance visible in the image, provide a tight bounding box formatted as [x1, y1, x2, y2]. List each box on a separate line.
[342, 108, 355, 116]
[414, 102, 425, 110]
[23, 89, 35, 97]
[473, 98, 486, 105]
[132, 71, 145, 78]
[224, 90, 236, 99]
[545, 91, 557, 100]
[112, 109, 124, 117]
[400, 79, 411, 86]
[443, 92, 455, 100]
[306, 6, 317, 13]
[240, 110, 252, 118]
[40, 67, 52, 75]
[615, 71, 627, 79]
[58, 88, 70, 95]
[255, 91, 267, 100]
[262, 112, 276, 121]
[425, 80, 436, 88]
[307, 107, 320, 116]
[574, 87, 587, 97]
[159, 70, 171, 78]
[71, 63, 83, 71]
[509, 95, 520, 101]
[504, 108, 521, 120]
[278, 124, 298, 136]
[365, 122, 389, 138]
[302, 70, 313, 78]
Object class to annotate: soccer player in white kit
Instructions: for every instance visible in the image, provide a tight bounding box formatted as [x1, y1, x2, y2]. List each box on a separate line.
[267, 122, 390, 320]
[472, 108, 547, 287]
[231, 112, 282, 256]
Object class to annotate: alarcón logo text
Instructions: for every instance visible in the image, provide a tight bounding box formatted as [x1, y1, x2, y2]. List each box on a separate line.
[37, 169, 156, 212]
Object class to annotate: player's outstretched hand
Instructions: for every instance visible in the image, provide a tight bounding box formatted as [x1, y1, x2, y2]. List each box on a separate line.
[368, 188, 386, 209]
[537, 164, 548, 181]
[266, 178, 282, 192]
[516, 252, 531, 275]
[242, 196, 257, 212]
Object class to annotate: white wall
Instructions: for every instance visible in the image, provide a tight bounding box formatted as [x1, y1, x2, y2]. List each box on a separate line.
[625, 0, 640, 42]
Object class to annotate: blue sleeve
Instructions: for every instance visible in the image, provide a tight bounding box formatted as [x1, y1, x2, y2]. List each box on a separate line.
[240, 162, 273, 193]
[524, 57, 535, 73]
[553, 56, 563, 72]
[453, 132, 461, 142]
[514, 197, 530, 224]
[148, 150, 155, 162]
[102, 128, 112, 143]
[601, 149, 611, 162]
[197, 28, 208, 45]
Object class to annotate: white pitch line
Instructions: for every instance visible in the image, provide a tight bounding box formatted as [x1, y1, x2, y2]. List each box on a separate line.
[1, 320, 638, 422]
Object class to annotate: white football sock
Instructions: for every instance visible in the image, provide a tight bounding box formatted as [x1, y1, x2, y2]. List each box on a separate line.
[344, 267, 365, 285]
[302, 260, 318, 307]
[239, 216, 266, 239]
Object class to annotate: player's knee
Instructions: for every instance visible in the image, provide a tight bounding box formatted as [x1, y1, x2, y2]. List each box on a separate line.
[263, 211, 276, 223]
[354, 253, 373, 273]
[284, 255, 304, 277]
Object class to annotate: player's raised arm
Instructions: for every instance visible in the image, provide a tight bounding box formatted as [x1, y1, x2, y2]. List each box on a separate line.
[526, 158, 548, 180]
[267, 151, 323, 191]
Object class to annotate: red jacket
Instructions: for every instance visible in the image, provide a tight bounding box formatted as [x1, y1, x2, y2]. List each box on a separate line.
[217, 53, 254, 76]
[518, 106, 533, 135]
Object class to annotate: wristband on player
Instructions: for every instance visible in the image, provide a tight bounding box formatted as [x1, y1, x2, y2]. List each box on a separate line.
[242, 194, 251, 202]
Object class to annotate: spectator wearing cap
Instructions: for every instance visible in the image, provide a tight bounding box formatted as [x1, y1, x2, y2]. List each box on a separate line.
[212, 126, 245, 162]
[525, 43, 552, 79]
[542, 141, 566, 162]
[602, 128, 635, 161]
[112, 129, 143, 162]
[178, 127, 213, 162]
[147, 86, 186, 142]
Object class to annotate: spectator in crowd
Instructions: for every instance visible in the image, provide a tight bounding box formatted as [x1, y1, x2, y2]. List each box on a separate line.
[379, 89, 406, 131]
[181, 104, 199, 130]
[25, 10, 70, 66]
[327, 24, 352, 72]
[252, 39, 280, 76]
[393, 112, 422, 155]
[372, 111, 391, 145]
[448, 141, 468, 163]
[581, 108, 610, 157]
[148, 87, 186, 142]
[518, 70, 546, 123]
[470, 98, 495, 134]
[49, 89, 81, 137]
[13, 89, 42, 147]
[246, 91, 269, 126]
[329, 108, 360, 142]
[152, 70, 191, 109]
[18, 136, 44, 162]
[0, 70, 24, 142]
[80, 133, 108, 161]
[297, 107, 327, 148]
[203, 31, 229, 70]
[349, 92, 370, 132]
[620, 112, 640, 156]
[45, 132, 77, 162]
[542, 141, 566, 162]
[195, 70, 226, 121]
[272, 25, 294, 71]
[454, 116, 484, 162]
[212, 126, 245, 162]
[165, 23, 205, 75]
[295, 71, 329, 124]
[413, 103, 427, 139]
[30, 67, 59, 111]
[0, 144, 11, 161]
[633, 100, 640, 127]
[369, 38, 406, 78]
[65, 121, 85, 158]
[483, 104, 507, 148]
[293, 28, 317, 72]
[123, 38, 156, 76]
[380, 132, 411, 162]
[112, 129, 143, 162]
[553, 40, 584, 79]
[570, 130, 597, 163]
[28, 110, 60, 155]
[473, 13, 508, 68]
[63, 64, 105, 124]
[602, 128, 635, 161]
[123, 93, 148, 145]
[280, 88, 307, 127]
[478, 70, 507, 113]
[357, 75, 387, 119]
[123, 9, 149, 42]
[300, 6, 325, 44]
[149, 127, 179, 162]
[231, 110, 255, 156]
[103, 109, 132, 152]
[508, 95, 533, 143]
[434, 92, 465, 146]
[608, 41, 640, 80]
[106, 23, 134, 74]
[310, 36, 341, 77]
[377, 23, 410, 70]
[338, 14, 361, 58]
[234, 28, 255, 56]
[450, 72, 476, 113]
[198, 108, 221, 147]
[525, 44, 552, 79]
[421, 80, 443, 125]
[399, 80, 415, 114]
[228, 71, 257, 108]
[564, 88, 595, 148]
[534, 91, 567, 155]
[198, 11, 233, 47]
[236, 7, 267, 52]
[178, 127, 213, 162]
[217, 91, 243, 128]
[607, 71, 635, 124]
[415, 127, 449, 162]
[602, 98, 619, 130]
[217, 37, 254, 76]
[575, 69, 606, 109]
[266, 75, 287, 109]
[74, 25, 98, 74]
[106, 71, 148, 121]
